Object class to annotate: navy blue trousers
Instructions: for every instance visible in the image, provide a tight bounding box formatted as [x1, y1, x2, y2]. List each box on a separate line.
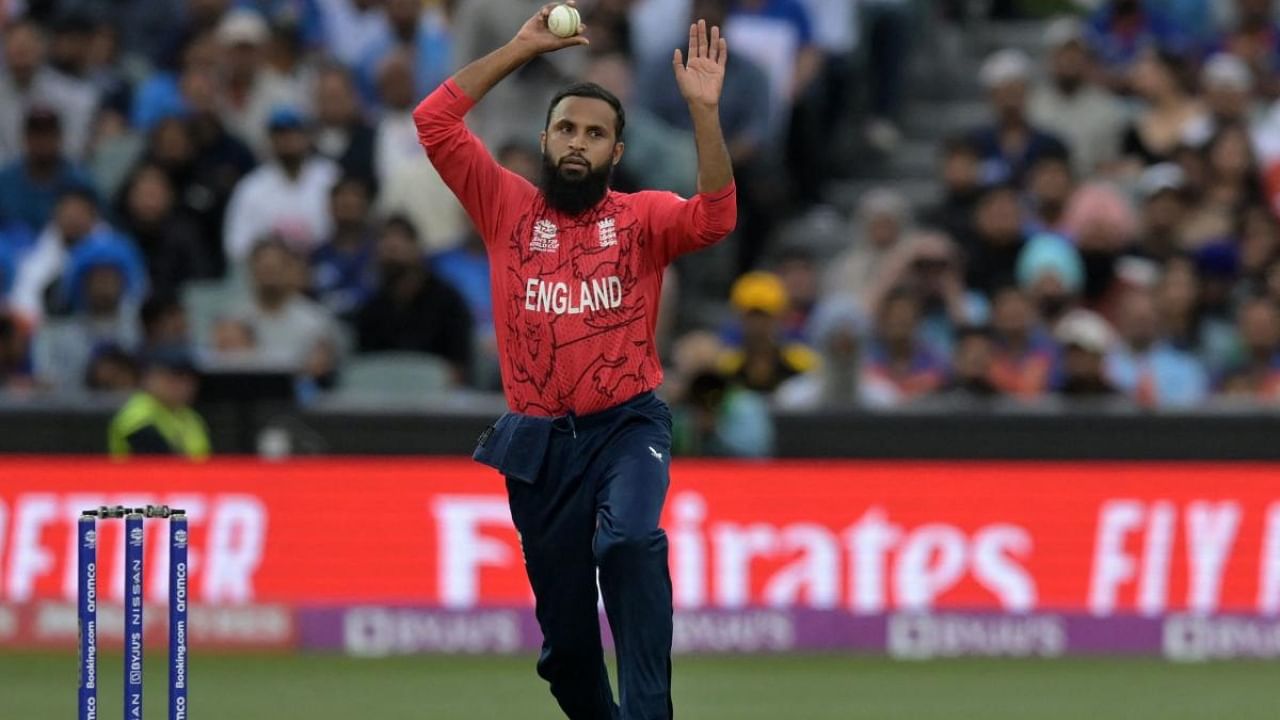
[474, 392, 675, 720]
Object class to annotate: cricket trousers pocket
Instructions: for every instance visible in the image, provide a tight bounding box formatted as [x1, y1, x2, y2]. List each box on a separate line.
[476, 392, 675, 720]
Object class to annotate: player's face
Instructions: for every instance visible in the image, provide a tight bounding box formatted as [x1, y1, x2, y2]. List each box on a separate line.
[542, 96, 623, 179]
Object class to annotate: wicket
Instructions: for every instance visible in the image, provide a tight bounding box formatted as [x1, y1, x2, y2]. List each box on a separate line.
[78, 505, 189, 720]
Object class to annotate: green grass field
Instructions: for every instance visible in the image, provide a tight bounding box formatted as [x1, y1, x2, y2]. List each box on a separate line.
[4, 651, 1276, 719]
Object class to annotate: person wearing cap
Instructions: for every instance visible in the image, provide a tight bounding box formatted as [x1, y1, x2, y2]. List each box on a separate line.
[774, 293, 899, 410]
[108, 347, 210, 459]
[824, 187, 913, 303]
[717, 270, 817, 393]
[970, 48, 1069, 185]
[1054, 308, 1123, 399]
[1132, 162, 1190, 261]
[1200, 53, 1260, 134]
[1028, 17, 1127, 176]
[223, 104, 340, 263]
[0, 107, 95, 235]
[1017, 231, 1084, 324]
[216, 8, 311, 157]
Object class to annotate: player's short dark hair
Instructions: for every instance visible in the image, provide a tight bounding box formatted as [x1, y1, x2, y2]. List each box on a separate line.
[545, 83, 625, 141]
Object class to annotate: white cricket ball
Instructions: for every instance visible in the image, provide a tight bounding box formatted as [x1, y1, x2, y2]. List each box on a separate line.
[547, 4, 581, 39]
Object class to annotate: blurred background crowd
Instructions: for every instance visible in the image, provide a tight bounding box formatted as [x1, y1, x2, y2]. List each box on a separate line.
[2, 0, 1280, 457]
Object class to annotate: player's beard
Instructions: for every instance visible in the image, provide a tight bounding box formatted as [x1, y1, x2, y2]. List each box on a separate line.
[539, 152, 613, 215]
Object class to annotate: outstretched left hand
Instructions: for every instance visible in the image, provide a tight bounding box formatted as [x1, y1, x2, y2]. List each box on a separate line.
[673, 19, 727, 110]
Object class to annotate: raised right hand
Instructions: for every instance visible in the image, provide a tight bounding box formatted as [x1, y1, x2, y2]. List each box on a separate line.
[512, 2, 590, 56]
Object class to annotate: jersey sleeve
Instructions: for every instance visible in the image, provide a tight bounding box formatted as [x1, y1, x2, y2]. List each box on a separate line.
[641, 183, 738, 268]
[414, 79, 534, 245]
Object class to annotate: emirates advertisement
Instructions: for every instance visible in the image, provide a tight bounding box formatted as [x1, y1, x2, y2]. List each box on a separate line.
[1, 458, 1279, 659]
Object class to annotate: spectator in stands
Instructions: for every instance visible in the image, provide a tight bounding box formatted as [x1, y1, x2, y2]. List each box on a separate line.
[987, 286, 1057, 399]
[865, 230, 983, 359]
[861, 289, 948, 405]
[825, 188, 911, 303]
[372, 49, 420, 186]
[312, 65, 377, 187]
[355, 217, 473, 382]
[116, 163, 214, 298]
[12, 188, 145, 324]
[215, 9, 312, 156]
[226, 237, 338, 377]
[224, 107, 340, 263]
[432, 227, 495, 387]
[773, 245, 819, 343]
[1025, 146, 1076, 234]
[1220, 295, 1280, 399]
[132, 32, 219, 133]
[937, 325, 1001, 402]
[858, 0, 914, 153]
[319, 0, 391, 68]
[357, 0, 453, 104]
[1181, 124, 1265, 248]
[0, 20, 98, 164]
[1086, 0, 1192, 85]
[584, 52, 697, 197]
[670, 368, 774, 457]
[717, 271, 817, 394]
[1155, 254, 1237, 376]
[1055, 308, 1124, 399]
[1061, 182, 1140, 303]
[453, 0, 582, 146]
[496, 140, 541, 185]
[725, 0, 821, 139]
[1106, 287, 1209, 407]
[1215, 0, 1280, 97]
[1120, 48, 1207, 171]
[374, 50, 466, 254]
[310, 175, 377, 322]
[775, 294, 896, 409]
[33, 249, 144, 390]
[964, 182, 1027, 296]
[0, 108, 94, 236]
[244, 0, 327, 50]
[1240, 204, 1280, 283]
[139, 294, 190, 354]
[972, 49, 1069, 185]
[1133, 163, 1191, 261]
[640, 0, 777, 272]
[1199, 53, 1260, 135]
[1029, 18, 1127, 177]
[1016, 232, 1085, 327]
[108, 347, 210, 459]
[925, 135, 985, 244]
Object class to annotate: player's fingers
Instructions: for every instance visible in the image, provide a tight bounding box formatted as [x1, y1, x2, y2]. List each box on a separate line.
[697, 19, 707, 58]
[710, 24, 720, 62]
[718, 37, 728, 67]
[688, 23, 696, 60]
[673, 48, 684, 70]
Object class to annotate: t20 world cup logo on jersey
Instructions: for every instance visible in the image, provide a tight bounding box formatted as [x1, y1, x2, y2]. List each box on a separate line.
[531, 220, 559, 253]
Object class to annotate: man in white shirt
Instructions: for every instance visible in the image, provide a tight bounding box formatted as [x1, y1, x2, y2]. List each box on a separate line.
[1028, 17, 1128, 176]
[317, 0, 390, 67]
[215, 9, 313, 158]
[223, 107, 340, 264]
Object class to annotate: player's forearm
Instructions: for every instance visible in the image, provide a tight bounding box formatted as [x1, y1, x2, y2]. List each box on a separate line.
[451, 41, 539, 104]
[689, 104, 733, 194]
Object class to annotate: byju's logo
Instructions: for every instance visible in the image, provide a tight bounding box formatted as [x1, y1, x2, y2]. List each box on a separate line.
[174, 529, 189, 547]
[129, 527, 144, 544]
[84, 530, 96, 547]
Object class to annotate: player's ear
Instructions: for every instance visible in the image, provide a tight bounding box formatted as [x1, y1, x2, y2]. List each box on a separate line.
[612, 141, 625, 166]
[539, 131, 547, 155]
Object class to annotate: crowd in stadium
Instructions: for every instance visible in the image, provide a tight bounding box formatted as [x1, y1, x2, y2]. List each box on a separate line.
[1, 0, 1279, 456]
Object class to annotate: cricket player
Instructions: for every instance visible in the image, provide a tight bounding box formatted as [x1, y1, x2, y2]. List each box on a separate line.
[414, 3, 735, 718]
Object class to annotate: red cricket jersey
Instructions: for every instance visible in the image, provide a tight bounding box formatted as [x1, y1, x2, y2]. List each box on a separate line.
[416, 80, 737, 416]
